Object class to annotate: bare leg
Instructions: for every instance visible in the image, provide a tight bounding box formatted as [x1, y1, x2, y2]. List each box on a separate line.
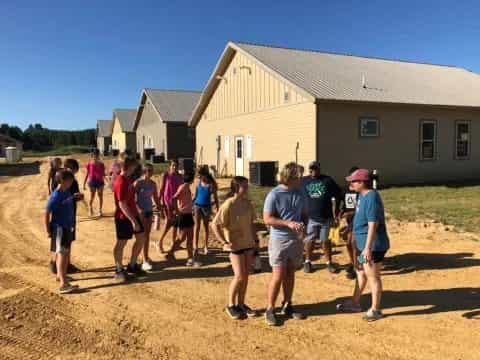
[229, 253, 245, 306]
[158, 210, 173, 252]
[364, 261, 383, 311]
[193, 211, 201, 252]
[185, 227, 194, 259]
[282, 260, 296, 303]
[89, 188, 96, 214]
[130, 232, 145, 265]
[97, 187, 104, 213]
[203, 217, 210, 252]
[267, 266, 285, 309]
[56, 252, 68, 287]
[142, 216, 153, 261]
[346, 232, 355, 265]
[323, 240, 332, 263]
[304, 241, 314, 262]
[238, 250, 253, 306]
[352, 267, 368, 306]
[113, 239, 128, 271]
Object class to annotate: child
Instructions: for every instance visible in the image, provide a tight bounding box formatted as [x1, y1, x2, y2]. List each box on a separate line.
[63, 158, 84, 274]
[109, 155, 122, 191]
[45, 169, 79, 294]
[47, 157, 62, 195]
[135, 163, 160, 271]
[212, 176, 259, 320]
[166, 172, 201, 267]
[83, 149, 106, 217]
[113, 156, 147, 282]
[193, 167, 219, 255]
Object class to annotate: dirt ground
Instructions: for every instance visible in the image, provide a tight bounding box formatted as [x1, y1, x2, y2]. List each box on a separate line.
[1, 156, 480, 360]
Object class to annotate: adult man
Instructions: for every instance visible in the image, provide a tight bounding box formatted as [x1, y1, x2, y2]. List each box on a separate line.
[301, 161, 342, 273]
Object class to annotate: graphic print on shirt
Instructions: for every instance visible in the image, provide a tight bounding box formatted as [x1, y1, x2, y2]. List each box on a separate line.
[305, 181, 327, 199]
[345, 193, 357, 210]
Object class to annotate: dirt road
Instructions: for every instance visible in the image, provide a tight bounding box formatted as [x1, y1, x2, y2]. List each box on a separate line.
[1, 157, 479, 359]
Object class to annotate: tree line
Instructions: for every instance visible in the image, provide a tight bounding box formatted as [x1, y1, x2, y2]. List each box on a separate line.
[0, 123, 96, 151]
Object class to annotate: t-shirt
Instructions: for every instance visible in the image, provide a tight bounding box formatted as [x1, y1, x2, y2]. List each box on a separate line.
[301, 175, 342, 221]
[174, 183, 193, 214]
[353, 190, 390, 252]
[86, 161, 105, 182]
[114, 175, 138, 220]
[214, 197, 256, 251]
[136, 179, 156, 211]
[263, 185, 306, 240]
[46, 189, 75, 230]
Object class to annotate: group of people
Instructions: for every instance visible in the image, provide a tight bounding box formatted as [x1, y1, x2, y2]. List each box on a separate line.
[45, 150, 390, 325]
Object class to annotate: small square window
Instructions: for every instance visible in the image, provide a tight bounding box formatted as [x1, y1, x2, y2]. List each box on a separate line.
[359, 117, 379, 137]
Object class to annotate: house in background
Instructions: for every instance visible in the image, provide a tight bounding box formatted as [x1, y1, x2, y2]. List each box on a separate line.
[111, 109, 137, 154]
[134, 89, 200, 160]
[190, 41, 480, 185]
[96, 119, 112, 154]
[0, 133, 23, 157]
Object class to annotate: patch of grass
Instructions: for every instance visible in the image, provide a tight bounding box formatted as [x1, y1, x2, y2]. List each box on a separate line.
[23, 145, 93, 157]
[249, 185, 273, 214]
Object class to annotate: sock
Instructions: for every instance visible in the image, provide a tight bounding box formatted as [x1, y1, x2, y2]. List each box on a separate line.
[115, 262, 123, 272]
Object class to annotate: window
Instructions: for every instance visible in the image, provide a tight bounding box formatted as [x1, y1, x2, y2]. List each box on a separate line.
[284, 91, 290, 103]
[420, 120, 437, 160]
[236, 138, 243, 158]
[359, 117, 379, 137]
[455, 121, 470, 159]
[246, 135, 252, 159]
[224, 136, 230, 157]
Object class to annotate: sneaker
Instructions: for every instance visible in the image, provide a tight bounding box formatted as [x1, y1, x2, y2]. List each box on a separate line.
[165, 252, 176, 261]
[98, 210, 103, 217]
[226, 305, 243, 320]
[49, 260, 57, 274]
[303, 261, 313, 273]
[126, 263, 147, 276]
[186, 258, 194, 267]
[203, 247, 209, 255]
[281, 301, 306, 320]
[326, 262, 338, 274]
[336, 300, 362, 313]
[67, 263, 80, 274]
[239, 304, 259, 318]
[114, 269, 128, 283]
[141, 260, 153, 272]
[346, 264, 356, 280]
[59, 283, 77, 294]
[265, 308, 279, 326]
[363, 308, 384, 322]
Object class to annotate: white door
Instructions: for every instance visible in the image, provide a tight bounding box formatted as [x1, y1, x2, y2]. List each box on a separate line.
[235, 136, 244, 176]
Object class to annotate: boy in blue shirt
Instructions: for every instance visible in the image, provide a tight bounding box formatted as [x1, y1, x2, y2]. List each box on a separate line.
[45, 169, 79, 294]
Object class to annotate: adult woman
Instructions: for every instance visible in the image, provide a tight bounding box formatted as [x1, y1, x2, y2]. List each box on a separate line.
[337, 168, 390, 321]
[263, 162, 307, 326]
[156, 159, 183, 253]
[212, 176, 259, 320]
[193, 167, 219, 255]
[83, 149, 106, 217]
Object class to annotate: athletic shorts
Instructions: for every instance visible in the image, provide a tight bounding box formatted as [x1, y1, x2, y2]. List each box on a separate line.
[268, 237, 303, 268]
[49, 226, 74, 253]
[305, 219, 332, 243]
[115, 215, 144, 240]
[88, 179, 104, 189]
[174, 213, 194, 229]
[357, 248, 387, 263]
[141, 210, 153, 219]
[231, 247, 254, 255]
[194, 205, 211, 219]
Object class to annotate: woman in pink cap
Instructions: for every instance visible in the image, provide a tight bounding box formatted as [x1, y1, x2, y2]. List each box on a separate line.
[337, 168, 390, 321]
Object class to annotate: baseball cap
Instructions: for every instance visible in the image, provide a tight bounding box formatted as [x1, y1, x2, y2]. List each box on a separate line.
[345, 169, 370, 182]
[308, 161, 321, 170]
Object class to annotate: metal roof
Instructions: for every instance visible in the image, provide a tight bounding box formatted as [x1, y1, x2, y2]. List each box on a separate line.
[96, 120, 112, 137]
[234, 41, 480, 107]
[113, 109, 137, 132]
[143, 89, 201, 124]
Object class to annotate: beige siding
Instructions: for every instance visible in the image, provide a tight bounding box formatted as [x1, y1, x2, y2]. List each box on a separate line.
[97, 136, 111, 154]
[197, 102, 316, 177]
[136, 99, 167, 158]
[317, 102, 480, 185]
[111, 117, 126, 151]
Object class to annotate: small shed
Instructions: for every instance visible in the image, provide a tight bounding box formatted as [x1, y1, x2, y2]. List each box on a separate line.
[96, 119, 112, 154]
[0, 133, 23, 159]
[111, 109, 137, 154]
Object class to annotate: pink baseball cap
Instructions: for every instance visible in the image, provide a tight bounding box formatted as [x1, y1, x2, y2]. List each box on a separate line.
[346, 169, 370, 182]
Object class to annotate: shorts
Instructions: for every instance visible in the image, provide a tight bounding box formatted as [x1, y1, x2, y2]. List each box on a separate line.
[231, 247, 254, 255]
[357, 248, 387, 263]
[115, 215, 145, 240]
[141, 210, 153, 219]
[88, 179, 104, 189]
[49, 226, 74, 253]
[305, 219, 332, 243]
[174, 213, 194, 229]
[194, 205, 211, 219]
[268, 237, 303, 268]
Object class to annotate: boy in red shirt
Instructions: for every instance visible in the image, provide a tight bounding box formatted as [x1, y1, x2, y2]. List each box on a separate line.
[113, 156, 147, 282]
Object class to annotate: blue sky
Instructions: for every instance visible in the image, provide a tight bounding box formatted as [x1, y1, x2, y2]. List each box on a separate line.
[0, 0, 479, 130]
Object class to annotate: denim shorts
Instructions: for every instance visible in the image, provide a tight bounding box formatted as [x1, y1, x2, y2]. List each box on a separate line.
[194, 205, 211, 219]
[305, 219, 332, 243]
[88, 178, 104, 189]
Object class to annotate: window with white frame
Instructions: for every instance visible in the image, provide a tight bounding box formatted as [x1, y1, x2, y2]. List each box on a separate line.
[455, 121, 470, 159]
[246, 135, 253, 159]
[420, 120, 437, 160]
[224, 136, 230, 157]
[359, 117, 379, 137]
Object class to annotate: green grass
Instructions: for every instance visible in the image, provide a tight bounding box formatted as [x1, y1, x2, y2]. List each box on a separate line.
[23, 145, 93, 157]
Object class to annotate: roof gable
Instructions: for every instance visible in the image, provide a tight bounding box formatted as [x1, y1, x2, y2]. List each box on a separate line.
[113, 109, 137, 132]
[96, 120, 112, 137]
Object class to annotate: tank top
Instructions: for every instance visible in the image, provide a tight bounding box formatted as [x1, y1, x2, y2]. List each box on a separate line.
[195, 182, 212, 207]
[136, 180, 156, 211]
[86, 161, 105, 182]
[163, 172, 183, 209]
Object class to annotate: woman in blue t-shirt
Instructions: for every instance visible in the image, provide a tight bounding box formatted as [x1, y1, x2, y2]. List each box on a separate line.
[337, 168, 390, 321]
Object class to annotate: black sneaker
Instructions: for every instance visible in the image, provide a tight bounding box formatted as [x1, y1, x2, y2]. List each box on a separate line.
[49, 260, 57, 274]
[281, 301, 306, 320]
[67, 263, 80, 274]
[226, 305, 242, 320]
[239, 304, 259, 318]
[265, 308, 279, 326]
[346, 264, 356, 280]
[114, 270, 128, 283]
[303, 261, 313, 273]
[326, 262, 338, 274]
[126, 263, 147, 276]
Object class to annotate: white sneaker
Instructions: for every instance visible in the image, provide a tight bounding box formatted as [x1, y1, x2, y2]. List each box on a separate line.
[141, 260, 153, 272]
[98, 210, 103, 217]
